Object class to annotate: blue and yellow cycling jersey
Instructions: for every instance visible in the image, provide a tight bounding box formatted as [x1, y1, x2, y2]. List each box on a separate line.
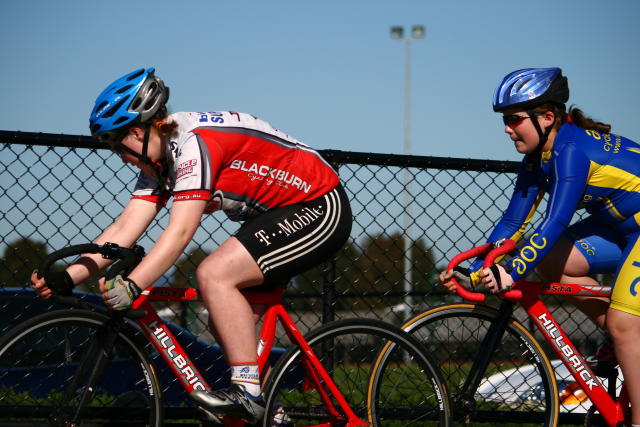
[471, 122, 640, 282]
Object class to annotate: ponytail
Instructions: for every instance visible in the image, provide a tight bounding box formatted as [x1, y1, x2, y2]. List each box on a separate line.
[567, 106, 611, 134]
[532, 103, 611, 134]
[151, 109, 179, 135]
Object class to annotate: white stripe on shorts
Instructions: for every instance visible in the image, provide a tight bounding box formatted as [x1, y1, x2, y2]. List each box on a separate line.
[256, 187, 342, 273]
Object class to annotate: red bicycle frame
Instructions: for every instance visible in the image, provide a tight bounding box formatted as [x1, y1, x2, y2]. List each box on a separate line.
[131, 286, 368, 427]
[448, 239, 630, 427]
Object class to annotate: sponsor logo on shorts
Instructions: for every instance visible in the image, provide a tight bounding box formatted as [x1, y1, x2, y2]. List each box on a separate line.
[278, 207, 324, 237]
[630, 261, 640, 297]
[254, 206, 325, 246]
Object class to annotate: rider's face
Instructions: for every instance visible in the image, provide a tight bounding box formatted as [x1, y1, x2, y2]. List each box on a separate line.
[108, 128, 159, 176]
[502, 108, 543, 155]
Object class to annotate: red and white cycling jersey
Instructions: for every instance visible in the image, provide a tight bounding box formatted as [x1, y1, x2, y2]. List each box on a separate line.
[132, 111, 340, 221]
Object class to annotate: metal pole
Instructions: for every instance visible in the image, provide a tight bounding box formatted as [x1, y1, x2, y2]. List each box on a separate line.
[321, 259, 336, 378]
[322, 158, 340, 326]
[322, 259, 336, 325]
[403, 39, 413, 314]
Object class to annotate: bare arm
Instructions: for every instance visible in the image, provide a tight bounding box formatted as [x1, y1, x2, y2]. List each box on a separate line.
[69, 198, 163, 281]
[103, 199, 208, 291]
[31, 198, 162, 299]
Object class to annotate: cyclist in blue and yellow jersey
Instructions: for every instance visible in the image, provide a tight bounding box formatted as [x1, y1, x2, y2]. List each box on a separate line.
[441, 68, 640, 426]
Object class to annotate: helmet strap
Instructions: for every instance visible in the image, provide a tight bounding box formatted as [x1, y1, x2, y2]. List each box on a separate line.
[138, 122, 165, 176]
[526, 109, 554, 154]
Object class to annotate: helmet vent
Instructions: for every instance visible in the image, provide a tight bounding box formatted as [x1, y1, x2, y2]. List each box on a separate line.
[131, 97, 142, 110]
[127, 69, 145, 81]
[102, 95, 130, 119]
[94, 101, 108, 114]
[91, 124, 102, 134]
[513, 76, 533, 94]
[113, 116, 129, 126]
[114, 84, 134, 94]
[144, 95, 159, 112]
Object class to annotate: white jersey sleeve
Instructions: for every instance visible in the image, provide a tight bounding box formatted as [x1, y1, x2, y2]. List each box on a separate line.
[172, 133, 214, 194]
[132, 171, 164, 198]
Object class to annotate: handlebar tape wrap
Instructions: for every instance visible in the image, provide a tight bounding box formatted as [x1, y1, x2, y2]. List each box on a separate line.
[447, 240, 517, 303]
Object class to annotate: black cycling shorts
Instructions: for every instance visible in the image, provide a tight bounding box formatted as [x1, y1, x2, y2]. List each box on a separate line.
[236, 183, 352, 290]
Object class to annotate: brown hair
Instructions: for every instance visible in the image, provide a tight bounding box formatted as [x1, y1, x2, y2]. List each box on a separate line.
[150, 108, 179, 135]
[532, 103, 611, 134]
[153, 117, 179, 135]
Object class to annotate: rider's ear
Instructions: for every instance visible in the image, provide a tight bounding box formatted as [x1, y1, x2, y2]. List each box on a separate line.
[541, 111, 555, 128]
[127, 125, 145, 141]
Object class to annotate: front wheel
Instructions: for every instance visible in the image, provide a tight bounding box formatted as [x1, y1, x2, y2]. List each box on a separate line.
[0, 310, 163, 426]
[263, 318, 452, 427]
[398, 304, 559, 427]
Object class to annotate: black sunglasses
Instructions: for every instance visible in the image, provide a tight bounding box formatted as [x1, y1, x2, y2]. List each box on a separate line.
[503, 113, 539, 127]
[109, 139, 140, 157]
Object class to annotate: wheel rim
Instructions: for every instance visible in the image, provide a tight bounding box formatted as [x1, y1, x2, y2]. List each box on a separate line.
[0, 313, 161, 426]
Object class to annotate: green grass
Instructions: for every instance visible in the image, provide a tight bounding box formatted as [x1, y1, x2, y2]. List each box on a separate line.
[0, 384, 117, 406]
[273, 362, 445, 427]
[1, 362, 575, 427]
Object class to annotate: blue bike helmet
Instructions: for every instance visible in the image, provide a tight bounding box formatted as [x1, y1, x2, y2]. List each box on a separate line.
[493, 68, 569, 113]
[493, 68, 569, 153]
[89, 68, 170, 142]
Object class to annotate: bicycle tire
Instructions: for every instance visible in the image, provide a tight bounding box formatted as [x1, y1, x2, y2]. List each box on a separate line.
[262, 318, 452, 427]
[397, 304, 559, 427]
[0, 310, 163, 427]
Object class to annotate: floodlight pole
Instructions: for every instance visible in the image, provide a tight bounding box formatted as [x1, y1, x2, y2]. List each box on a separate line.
[392, 26, 424, 316]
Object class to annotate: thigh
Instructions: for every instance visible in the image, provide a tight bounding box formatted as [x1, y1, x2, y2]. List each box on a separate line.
[563, 216, 626, 274]
[537, 235, 589, 280]
[610, 229, 640, 317]
[197, 237, 265, 289]
[235, 183, 352, 288]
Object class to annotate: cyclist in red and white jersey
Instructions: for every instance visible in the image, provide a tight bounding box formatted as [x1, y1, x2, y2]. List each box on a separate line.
[133, 110, 342, 220]
[31, 68, 352, 424]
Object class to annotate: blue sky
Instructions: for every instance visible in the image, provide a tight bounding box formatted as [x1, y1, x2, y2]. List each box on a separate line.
[2, 0, 639, 162]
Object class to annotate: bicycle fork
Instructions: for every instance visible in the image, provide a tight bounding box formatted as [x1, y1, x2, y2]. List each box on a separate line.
[51, 312, 126, 427]
[455, 301, 514, 413]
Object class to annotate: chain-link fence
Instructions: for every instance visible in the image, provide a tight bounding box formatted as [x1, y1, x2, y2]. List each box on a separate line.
[0, 130, 610, 424]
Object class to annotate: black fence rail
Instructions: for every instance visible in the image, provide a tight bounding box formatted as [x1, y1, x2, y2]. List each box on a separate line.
[0, 130, 609, 425]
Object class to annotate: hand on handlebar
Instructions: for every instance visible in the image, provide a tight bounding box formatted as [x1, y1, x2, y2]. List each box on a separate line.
[99, 275, 142, 310]
[440, 266, 473, 294]
[480, 265, 514, 294]
[32, 242, 145, 308]
[31, 270, 75, 300]
[31, 272, 51, 299]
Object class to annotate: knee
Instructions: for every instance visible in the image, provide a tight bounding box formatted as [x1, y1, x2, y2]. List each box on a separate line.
[606, 310, 640, 344]
[196, 263, 219, 292]
[607, 322, 630, 345]
[196, 263, 237, 294]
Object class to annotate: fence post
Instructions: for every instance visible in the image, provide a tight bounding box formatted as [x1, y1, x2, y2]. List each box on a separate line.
[322, 260, 336, 325]
[321, 153, 341, 326]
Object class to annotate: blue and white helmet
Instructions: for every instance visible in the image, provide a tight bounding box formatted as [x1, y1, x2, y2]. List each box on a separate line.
[89, 68, 170, 141]
[493, 68, 569, 112]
